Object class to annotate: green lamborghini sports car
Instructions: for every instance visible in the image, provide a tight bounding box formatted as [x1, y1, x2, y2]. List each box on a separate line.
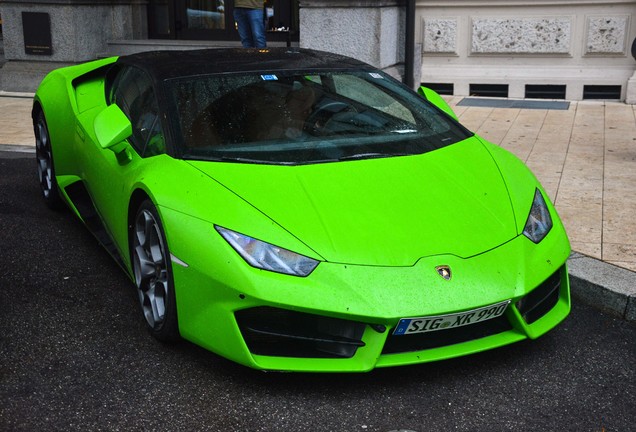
[33, 48, 571, 372]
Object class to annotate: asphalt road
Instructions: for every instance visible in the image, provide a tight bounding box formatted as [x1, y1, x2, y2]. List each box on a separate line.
[1, 154, 635, 432]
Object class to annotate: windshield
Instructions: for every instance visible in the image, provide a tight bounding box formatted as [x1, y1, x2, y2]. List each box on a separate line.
[166, 70, 471, 164]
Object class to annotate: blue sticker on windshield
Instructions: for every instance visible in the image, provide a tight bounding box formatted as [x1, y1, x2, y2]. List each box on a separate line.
[369, 73, 383, 79]
[261, 74, 278, 81]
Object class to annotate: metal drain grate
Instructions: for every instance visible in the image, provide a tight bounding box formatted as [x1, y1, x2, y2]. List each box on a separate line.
[583, 85, 621, 100]
[421, 82, 454, 95]
[469, 84, 509, 98]
[457, 98, 570, 110]
[525, 84, 567, 100]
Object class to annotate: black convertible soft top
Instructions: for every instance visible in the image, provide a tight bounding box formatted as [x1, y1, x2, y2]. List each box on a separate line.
[115, 48, 372, 82]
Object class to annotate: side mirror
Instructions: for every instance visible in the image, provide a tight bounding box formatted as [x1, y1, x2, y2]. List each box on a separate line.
[417, 86, 458, 121]
[94, 104, 132, 150]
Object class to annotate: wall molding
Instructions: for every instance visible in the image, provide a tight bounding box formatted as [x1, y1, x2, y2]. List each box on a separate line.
[470, 16, 572, 55]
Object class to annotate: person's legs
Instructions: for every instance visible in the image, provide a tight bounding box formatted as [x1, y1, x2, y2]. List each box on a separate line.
[246, 8, 267, 48]
[233, 8, 255, 48]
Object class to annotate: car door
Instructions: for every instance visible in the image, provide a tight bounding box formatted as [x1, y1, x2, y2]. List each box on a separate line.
[78, 64, 167, 261]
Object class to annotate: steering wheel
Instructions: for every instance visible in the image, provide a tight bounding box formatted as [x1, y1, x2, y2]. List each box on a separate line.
[306, 101, 355, 134]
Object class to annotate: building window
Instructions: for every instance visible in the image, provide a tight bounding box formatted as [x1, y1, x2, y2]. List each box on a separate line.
[147, 0, 299, 43]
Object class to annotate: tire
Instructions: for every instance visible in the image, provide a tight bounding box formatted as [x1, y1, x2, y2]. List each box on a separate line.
[132, 200, 180, 342]
[34, 111, 63, 210]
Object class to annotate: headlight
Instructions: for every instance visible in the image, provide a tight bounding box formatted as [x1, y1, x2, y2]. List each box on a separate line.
[523, 189, 553, 243]
[216, 226, 319, 276]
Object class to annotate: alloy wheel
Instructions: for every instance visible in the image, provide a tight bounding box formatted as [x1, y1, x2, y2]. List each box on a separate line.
[133, 208, 169, 330]
[35, 118, 54, 199]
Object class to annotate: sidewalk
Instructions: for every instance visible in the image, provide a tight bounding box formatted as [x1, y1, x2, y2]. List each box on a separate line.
[1, 92, 635, 320]
[0, 92, 33, 151]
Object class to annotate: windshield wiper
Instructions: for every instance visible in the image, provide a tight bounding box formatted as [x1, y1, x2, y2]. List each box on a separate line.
[219, 156, 303, 165]
[184, 154, 287, 165]
[338, 152, 411, 161]
[390, 129, 418, 134]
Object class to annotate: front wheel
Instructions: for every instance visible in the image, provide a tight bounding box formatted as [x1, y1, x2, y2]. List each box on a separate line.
[34, 111, 63, 210]
[132, 200, 180, 342]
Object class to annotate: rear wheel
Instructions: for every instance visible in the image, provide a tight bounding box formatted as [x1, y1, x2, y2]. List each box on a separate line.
[34, 111, 63, 209]
[132, 200, 180, 342]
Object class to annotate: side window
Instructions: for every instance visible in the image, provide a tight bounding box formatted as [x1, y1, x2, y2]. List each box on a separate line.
[110, 66, 166, 157]
[333, 74, 416, 125]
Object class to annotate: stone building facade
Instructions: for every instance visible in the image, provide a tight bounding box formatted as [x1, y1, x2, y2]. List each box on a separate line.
[0, 0, 635, 102]
[414, 0, 636, 101]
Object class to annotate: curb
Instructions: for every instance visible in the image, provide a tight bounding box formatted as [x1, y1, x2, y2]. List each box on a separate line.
[0, 144, 35, 154]
[568, 252, 636, 322]
[0, 91, 35, 98]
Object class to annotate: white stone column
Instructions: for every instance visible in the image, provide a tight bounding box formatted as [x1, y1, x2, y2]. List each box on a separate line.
[627, 37, 636, 104]
[626, 71, 636, 104]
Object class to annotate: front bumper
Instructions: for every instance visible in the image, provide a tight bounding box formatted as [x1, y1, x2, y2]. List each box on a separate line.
[236, 265, 569, 372]
[164, 207, 571, 372]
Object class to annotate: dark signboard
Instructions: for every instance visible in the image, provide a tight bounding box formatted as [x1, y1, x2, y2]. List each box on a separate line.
[22, 12, 52, 55]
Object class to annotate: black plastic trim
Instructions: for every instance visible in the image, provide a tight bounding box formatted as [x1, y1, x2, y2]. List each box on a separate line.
[236, 307, 367, 359]
[64, 181, 125, 269]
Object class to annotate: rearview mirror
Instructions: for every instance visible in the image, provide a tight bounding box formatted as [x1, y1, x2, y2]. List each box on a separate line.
[94, 104, 132, 150]
[417, 86, 458, 121]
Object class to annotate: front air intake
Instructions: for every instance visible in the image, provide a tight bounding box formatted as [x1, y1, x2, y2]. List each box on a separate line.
[516, 267, 563, 324]
[236, 307, 366, 359]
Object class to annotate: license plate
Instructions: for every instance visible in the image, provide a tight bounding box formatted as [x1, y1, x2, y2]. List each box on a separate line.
[393, 300, 511, 336]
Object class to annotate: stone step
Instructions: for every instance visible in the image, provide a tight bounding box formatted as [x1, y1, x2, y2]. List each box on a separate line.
[104, 38, 297, 57]
[0, 61, 73, 93]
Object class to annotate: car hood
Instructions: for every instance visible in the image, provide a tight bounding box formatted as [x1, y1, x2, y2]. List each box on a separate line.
[187, 138, 518, 266]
